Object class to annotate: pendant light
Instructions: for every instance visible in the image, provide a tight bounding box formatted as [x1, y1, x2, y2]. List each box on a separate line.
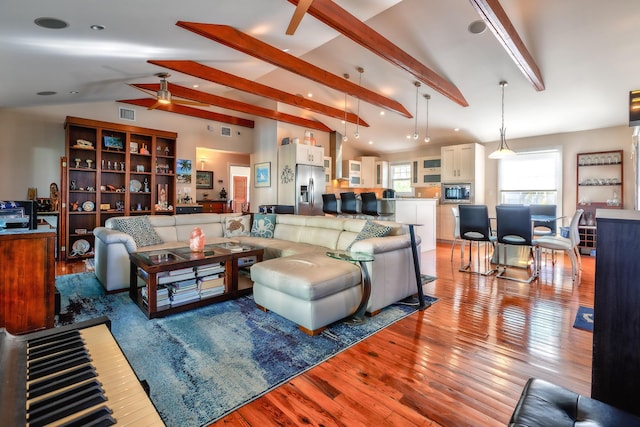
[488, 81, 515, 159]
[413, 81, 421, 139]
[342, 73, 349, 142]
[354, 67, 363, 139]
[423, 94, 431, 143]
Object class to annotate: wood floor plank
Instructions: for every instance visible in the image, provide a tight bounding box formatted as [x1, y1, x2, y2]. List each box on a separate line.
[59, 243, 595, 426]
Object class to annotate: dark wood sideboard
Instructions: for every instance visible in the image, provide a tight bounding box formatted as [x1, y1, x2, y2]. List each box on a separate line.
[592, 209, 640, 416]
[198, 200, 232, 213]
[0, 230, 56, 334]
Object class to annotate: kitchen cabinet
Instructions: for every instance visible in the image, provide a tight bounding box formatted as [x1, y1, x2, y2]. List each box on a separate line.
[412, 156, 441, 188]
[375, 160, 389, 187]
[343, 159, 362, 187]
[359, 156, 379, 187]
[394, 199, 437, 252]
[441, 143, 483, 183]
[324, 156, 332, 185]
[437, 204, 456, 242]
[280, 142, 324, 167]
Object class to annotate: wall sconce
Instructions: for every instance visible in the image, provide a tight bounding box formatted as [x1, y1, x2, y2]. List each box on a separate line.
[200, 157, 206, 170]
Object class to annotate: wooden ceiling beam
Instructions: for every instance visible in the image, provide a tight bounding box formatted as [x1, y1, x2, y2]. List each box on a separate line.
[287, 0, 468, 107]
[175, 22, 412, 118]
[469, 0, 545, 91]
[117, 98, 256, 128]
[127, 83, 333, 132]
[148, 59, 369, 127]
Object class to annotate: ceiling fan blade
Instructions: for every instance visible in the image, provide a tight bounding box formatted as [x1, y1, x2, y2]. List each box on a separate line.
[173, 99, 210, 107]
[129, 83, 156, 97]
[147, 100, 163, 110]
[286, 0, 313, 35]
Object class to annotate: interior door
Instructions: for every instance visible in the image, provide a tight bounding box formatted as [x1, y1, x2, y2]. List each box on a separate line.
[233, 176, 247, 212]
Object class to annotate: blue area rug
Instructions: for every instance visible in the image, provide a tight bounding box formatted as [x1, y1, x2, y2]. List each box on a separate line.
[56, 272, 437, 426]
[574, 306, 594, 332]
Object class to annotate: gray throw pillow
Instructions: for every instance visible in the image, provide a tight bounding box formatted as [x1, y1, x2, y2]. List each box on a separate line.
[347, 220, 392, 250]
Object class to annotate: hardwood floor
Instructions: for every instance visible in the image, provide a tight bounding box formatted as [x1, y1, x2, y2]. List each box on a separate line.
[56, 243, 594, 426]
[210, 242, 594, 426]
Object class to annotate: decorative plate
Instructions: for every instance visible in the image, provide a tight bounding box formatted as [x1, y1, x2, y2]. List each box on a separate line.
[130, 179, 142, 192]
[72, 239, 90, 255]
[82, 201, 94, 211]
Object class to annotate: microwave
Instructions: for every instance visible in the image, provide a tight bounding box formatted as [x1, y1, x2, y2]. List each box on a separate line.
[442, 183, 472, 204]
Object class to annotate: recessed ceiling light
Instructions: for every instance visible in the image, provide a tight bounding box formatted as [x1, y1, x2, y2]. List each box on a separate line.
[34, 17, 68, 29]
[454, 128, 460, 132]
[368, 140, 373, 145]
[307, 92, 313, 98]
[37, 91, 57, 96]
[90, 24, 105, 31]
[468, 20, 487, 35]
[380, 111, 385, 116]
[193, 84, 199, 88]
[283, 48, 290, 52]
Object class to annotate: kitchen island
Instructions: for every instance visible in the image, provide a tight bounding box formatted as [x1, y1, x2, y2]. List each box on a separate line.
[394, 198, 437, 252]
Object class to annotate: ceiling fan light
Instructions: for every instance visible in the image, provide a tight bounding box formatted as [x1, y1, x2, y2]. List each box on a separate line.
[157, 89, 171, 104]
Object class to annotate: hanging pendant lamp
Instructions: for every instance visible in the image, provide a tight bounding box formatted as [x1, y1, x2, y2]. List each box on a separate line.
[488, 81, 516, 159]
[354, 67, 363, 139]
[413, 81, 421, 139]
[342, 73, 349, 142]
[423, 94, 431, 143]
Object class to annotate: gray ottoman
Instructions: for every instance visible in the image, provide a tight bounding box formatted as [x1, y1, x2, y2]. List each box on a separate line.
[251, 253, 362, 335]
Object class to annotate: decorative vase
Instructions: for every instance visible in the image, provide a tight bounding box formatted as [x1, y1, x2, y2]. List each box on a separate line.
[190, 227, 205, 252]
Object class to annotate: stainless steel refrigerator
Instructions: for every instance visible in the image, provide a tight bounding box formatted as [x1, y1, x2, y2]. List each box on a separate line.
[277, 163, 325, 215]
[293, 165, 324, 215]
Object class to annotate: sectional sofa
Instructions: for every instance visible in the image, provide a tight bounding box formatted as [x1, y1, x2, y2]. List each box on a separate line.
[93, 212, 421, 333]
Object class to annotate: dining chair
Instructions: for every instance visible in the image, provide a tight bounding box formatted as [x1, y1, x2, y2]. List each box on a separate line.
[339, 192, 359, 217]
[535, 209, 583, 281]
[450, 206, 463, 261]
[360, 192, 393, 220]
[458, 204, 496, 275]
[530, 204, 557, 236]
[321, 193, 340, 216]
[495, 204, 538, 283]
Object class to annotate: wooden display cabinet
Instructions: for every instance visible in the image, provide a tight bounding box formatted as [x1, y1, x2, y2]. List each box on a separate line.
[60, 116, 177, 261]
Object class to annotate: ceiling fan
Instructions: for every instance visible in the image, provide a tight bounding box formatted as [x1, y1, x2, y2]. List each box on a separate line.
[130, 72, 209, 110]
[286, 0, 313, 35]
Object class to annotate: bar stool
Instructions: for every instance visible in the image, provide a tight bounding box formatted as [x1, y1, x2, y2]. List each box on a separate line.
[339, 192, 359, 217]
[321, 194, 340, 216]
[360, 192, 393, 219]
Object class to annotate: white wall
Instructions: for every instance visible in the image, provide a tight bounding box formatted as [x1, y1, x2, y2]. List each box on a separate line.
[0, 102, 254, 200]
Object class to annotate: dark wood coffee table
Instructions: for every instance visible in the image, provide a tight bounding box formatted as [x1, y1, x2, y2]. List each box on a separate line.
[129, 243, 263, 319]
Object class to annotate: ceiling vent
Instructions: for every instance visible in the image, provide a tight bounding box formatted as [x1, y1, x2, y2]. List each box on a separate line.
[118, 107, 136, 121]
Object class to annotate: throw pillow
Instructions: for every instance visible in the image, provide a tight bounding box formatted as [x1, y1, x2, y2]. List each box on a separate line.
[347, 220, 392, 250]
[110, 216, 163, 248]
[250, 213, 276, 238]
[224, 215, 251, 238]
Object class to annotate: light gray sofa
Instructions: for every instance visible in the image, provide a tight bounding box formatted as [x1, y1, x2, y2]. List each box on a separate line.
[93, 213, 421, 332]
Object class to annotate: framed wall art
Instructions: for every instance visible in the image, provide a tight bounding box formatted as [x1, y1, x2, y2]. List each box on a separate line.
[254, 162, 271, 188]
[196, 170, 213, 189]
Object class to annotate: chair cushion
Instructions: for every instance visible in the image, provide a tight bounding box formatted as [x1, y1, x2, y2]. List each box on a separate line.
[109, 215, 163, 248]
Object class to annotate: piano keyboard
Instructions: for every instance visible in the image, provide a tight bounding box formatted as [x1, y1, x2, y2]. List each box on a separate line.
[1, 317, 165, 426]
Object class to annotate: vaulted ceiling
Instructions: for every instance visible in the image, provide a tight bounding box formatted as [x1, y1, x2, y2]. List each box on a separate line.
[1, 0, 639, 153]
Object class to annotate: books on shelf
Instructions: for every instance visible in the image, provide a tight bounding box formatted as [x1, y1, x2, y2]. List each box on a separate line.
[196, 263, 225, 277]
[158, 269, 196, 285]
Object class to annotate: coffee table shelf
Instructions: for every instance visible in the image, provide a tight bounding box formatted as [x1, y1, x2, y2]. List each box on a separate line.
[129, 243, 263, 319]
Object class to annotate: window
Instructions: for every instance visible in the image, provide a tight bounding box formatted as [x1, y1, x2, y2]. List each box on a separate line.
[498, 149, 562, 212]
[390, 162, 412, 195]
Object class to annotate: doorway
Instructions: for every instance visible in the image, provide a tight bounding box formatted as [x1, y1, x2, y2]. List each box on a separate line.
[230, 165, 250, 212]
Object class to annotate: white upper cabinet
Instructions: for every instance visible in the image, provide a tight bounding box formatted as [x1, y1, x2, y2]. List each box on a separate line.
[280, 143, 324, 167]
[441, 143, 484, 183]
